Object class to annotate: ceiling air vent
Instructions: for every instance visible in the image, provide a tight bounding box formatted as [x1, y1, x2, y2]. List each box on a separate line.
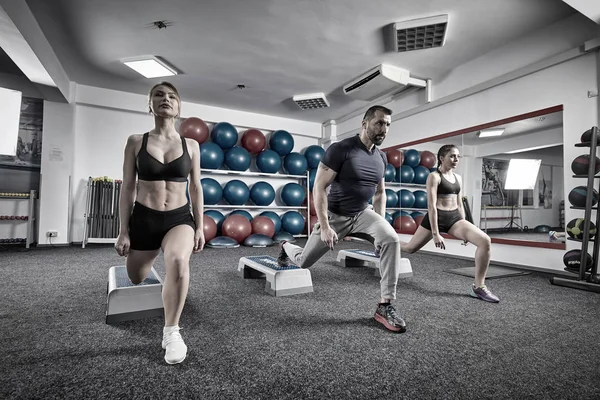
[392, 14, 448, 52]
[292, 93, 330, 110]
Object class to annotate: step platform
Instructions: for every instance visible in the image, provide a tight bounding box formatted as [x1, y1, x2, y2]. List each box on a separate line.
[106, 266, 164, 324]
[336, 249, 413, 278]
[238, 255, 313, 297]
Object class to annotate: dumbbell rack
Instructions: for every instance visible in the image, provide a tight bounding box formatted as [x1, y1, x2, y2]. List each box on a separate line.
[550, 126, 600, 292]
[0, 190, 37, 249]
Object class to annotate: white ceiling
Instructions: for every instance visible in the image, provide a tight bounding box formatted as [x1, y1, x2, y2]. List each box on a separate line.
[2, 0, 584, 122]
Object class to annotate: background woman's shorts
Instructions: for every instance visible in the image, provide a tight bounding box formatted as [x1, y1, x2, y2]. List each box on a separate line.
[129, 202, 196, 250]
[419, 209, 463, 233]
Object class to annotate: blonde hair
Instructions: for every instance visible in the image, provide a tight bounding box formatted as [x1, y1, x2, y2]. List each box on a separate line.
[148, 81, 181, 117]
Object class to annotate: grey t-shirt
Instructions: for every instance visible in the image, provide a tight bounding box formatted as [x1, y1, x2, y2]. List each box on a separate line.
[321, 135, 387, 216]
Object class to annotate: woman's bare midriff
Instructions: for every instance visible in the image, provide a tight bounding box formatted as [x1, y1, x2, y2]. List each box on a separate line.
[136, 180, 189, 211]
[436, 196, 459, 211]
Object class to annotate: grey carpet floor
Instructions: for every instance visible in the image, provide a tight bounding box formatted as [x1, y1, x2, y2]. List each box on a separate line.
[1, 240, 599, 400]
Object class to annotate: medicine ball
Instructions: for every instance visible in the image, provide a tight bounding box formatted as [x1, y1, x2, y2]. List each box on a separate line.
[568, 186, 599, 208]
[566, 218, 596, 240]
[571, 154, 600, 176]
[580, 128, 600, 144]
[563, 249, 593, 272]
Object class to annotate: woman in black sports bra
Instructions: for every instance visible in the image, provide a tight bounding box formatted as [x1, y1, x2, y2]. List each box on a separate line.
[114, 81, 204, 364]
[400, 145, 500, 303]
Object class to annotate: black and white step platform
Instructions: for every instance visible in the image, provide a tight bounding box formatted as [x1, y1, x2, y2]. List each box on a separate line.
[106, 266, 164, 324]
[336, 249, 413, 278]
[237, 255, 313, 297]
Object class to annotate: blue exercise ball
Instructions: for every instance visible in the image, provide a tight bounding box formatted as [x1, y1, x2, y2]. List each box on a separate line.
[256, 149, 282, 173]
[399, 189, 416, 208]
[250, 181, 275, 206]
[204, 210, 225, 234]
[281, 211, 305, 235]
[243, 233, 274, 248]
[404, 149, 421, 167]
[399, 165, 415, 183]
[229, 209, 253, 221]
[413, 190, 428, 209]
[269, 130, 294, 156]
[384, 164, 396, 182]
[385, 189, 399, 208]
[385, 212, 393, 225]
[303, 145, 325, 169]
[224, 146, 251, 171]
[281, 183, 306, 206]
[201, 178, 222, 205]
[200, 142, 224, 170]
[391, 210, 402, 220]
[430, 168, 437, 173]
[411, 211, 424, 219]
[413, 165, 430, 185]
[308, 168, 317, 190]
[211, 122, 239, 149]
[259, 211, 282, 233]
[222, 179, 249, 205]
[283, 152, 308, 175]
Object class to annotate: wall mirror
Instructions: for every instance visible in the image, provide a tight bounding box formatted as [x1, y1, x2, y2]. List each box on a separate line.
[389, 106, 565, 249]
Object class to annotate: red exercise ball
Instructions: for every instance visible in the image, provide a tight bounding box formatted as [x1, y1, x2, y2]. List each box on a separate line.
[304, 215, 318, 234]
[241, 129, 266, 155]
[180, 117, 209, 144]
[222, 214, 252, 243]
[393, 215, 417, 234]
[251, 216, 275, 238]
[203, 215, 217, 242]
[303, 193, 317, 216]
[413, 215, 425, 227]
[419, 150, 436, 169]
[387, 149, 404, 168]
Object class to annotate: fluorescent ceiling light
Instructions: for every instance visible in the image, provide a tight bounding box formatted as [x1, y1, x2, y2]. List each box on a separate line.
[478, 128, 505, 138]
[504, 159, 541, 190]
[122, 56, 177, 78]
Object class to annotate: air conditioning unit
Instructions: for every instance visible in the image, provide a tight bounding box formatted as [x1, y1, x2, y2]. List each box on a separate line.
[343, 64, 427, 101]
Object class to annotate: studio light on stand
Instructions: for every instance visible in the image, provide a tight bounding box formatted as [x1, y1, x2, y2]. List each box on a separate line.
[503, 159, 542, 231]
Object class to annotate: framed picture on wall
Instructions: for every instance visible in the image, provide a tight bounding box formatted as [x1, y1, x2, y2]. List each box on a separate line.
[0, 96, 43, 168]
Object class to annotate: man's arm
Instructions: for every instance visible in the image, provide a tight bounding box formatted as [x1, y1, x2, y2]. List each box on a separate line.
[372, 178, 386, 217]
[313, 162, 337, 231]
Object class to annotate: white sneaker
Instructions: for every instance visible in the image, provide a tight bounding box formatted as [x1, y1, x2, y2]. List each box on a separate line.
[162, 326, 187, 364]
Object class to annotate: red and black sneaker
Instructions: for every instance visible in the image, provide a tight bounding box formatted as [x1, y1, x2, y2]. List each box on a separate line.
[374, 303, 406, 333]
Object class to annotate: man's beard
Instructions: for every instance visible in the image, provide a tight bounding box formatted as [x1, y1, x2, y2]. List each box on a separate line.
[369, 131, 385, 146]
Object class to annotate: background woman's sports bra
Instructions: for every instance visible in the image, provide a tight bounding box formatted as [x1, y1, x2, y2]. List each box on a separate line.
[437, 172, 461, 195]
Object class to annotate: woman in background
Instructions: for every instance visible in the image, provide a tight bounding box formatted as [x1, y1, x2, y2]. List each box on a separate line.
[400, 144, 500, 303]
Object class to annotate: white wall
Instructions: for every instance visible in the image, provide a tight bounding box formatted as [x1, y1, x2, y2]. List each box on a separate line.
[38, 101, 75, 244]
[38, 84, 323, 244]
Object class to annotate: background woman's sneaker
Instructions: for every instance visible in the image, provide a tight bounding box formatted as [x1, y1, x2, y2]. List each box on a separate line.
[469, 284, 500, 303]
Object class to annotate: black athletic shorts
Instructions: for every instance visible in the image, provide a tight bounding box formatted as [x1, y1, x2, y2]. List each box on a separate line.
[129, 202, 196, 251]
[419, 208, 463, 233]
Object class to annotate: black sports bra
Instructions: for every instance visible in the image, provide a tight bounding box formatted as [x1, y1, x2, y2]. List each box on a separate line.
[437, 172, 461, 196]
[136, 132, 191, 182]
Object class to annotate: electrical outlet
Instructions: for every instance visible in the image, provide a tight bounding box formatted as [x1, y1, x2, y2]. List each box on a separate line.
[47, 230, 58, 238]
